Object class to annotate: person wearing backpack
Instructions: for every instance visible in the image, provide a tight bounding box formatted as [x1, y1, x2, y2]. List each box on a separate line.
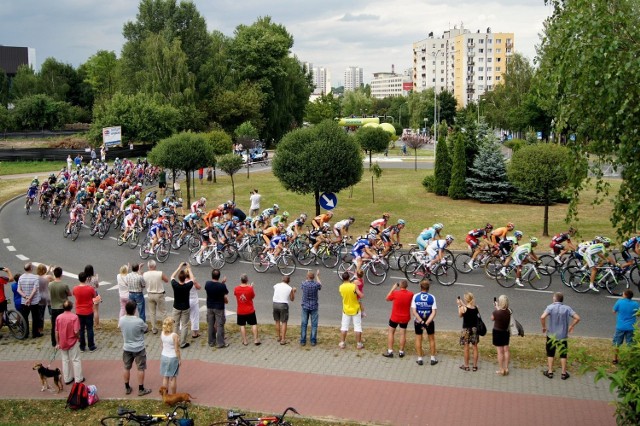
[55, 300, 84, 385]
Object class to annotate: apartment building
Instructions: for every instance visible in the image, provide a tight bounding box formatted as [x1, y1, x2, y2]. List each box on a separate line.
[370, 66, 413, 99]
[344, 66, 364, 92]
[305, 62, 332, 98]
[412, 25, 514, 107]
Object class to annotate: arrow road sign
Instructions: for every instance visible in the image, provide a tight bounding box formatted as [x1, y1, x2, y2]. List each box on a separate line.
[319, 192, 337, 210]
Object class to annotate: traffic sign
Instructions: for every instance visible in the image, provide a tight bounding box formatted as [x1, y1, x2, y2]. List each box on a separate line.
[319, 192, 337, 210]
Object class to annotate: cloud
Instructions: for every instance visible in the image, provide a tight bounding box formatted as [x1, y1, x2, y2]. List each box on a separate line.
[339, 13, 379, 22]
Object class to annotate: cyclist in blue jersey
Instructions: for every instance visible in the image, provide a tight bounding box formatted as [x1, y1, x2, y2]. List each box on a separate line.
[222, 216, 240, 244]
[411, 279, 438, 366]
[352, 233, 378, 274]
[26, 183, 38, 209]
[148, 219, 170, 254]
[416, 223, 443, 251]
[267, 228, 288, 264]
[286, 214, 307, 238]
[620, 234, 640, 269]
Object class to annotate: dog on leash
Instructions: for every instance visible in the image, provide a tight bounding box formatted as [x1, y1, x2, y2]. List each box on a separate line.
[33, 363, 63, 393]
[159, 386, 195, 405]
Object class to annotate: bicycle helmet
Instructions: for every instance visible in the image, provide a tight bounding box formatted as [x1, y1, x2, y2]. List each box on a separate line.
[300, 213, 307, 220]
[327, 211, 334, 217]
[273, 203, 279, 210]
[282, 211, 289, 217]
[485, 223, 493, 230]
[514, 230, 523, 238]
[232, 216, 239, 222]
[162, 219, 170, 226]
[322, 223, 330, 229]
[433, 223, 444, 231]
[398, 219, 406, 225]
[529, 237, 538, 246]
[600, 237, 611, 246]
[196, 209, 203, 215]
[367, 231, 377, 240]
[382, 212, 390, 219]
[593, 235, 603, 243]
[348, 216, 355, 222]
[445, 234, 454, 242]
[199, 197, 206, 203]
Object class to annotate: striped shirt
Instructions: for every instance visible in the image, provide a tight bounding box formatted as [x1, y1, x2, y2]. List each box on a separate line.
[123, 272, 146, 293]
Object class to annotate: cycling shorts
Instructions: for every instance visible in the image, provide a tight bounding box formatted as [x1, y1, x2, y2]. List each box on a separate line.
[550, 242, 564, 254]
[351, 249, 365, 259]
[416, 236, 429, 251]
[380, 234, 391, 244]
[585, 252, 601, 268]
[621, 249, 634, 262]
[466, 235, 479, 249]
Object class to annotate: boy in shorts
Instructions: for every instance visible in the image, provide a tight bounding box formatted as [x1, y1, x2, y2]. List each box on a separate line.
[411, 279, 438, 366]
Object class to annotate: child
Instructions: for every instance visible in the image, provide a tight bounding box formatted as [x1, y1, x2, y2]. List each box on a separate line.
[354, 270, 366, 318]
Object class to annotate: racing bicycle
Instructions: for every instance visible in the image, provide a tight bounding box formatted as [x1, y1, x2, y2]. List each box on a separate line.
[209, 407, 299, 426]
[0, 299, 28, 340]
[100, 404, 191, 425]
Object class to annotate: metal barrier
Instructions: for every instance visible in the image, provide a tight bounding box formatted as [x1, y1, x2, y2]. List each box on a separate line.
[0, 146, 151, 162]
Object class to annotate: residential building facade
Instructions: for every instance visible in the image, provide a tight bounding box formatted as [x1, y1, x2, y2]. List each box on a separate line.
[344, 66, 364, 92]
[370, 66, 413, 99]
[0, 45, 37, 77]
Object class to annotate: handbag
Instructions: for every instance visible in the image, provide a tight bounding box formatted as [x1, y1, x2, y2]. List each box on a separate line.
[477, 309, 487, 336]
[509, 309, 525, 337]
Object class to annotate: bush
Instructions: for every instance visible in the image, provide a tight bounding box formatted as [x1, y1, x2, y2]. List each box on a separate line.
[504, 139, 526, 152]
[422, 174, 436, 193]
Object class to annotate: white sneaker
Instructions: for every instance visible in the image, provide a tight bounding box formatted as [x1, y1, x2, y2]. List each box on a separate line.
[310, 247, 317, 254]
[589, 284, 600, 292]
[516, 279, 524, 287]
[499, 267, 507, 276]
[467, 260, 475, 269]
[554, 256, 562, 263]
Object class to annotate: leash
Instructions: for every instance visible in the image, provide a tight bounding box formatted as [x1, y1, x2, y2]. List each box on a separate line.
[47, 347, 58, 368]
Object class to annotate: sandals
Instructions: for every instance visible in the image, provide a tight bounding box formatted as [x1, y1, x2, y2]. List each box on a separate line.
[459, 365, 470, 371]
[542, 371, 554, 379]
[561, 372, 570, 380]
[472, 366, 478, 372]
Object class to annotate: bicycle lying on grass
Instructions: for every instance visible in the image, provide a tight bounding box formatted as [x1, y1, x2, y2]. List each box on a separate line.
[100, 404, 191, 425]
[209, 407, 299, 426]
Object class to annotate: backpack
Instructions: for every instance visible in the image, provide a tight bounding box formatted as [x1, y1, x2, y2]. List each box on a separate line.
[66, 382, 89, 410]
[87, 384, 99, 406]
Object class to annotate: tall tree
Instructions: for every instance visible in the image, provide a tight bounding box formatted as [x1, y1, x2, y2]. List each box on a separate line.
[448, 131, 467, 199]
[0, 69, 9, 107]
[537, 0, 640, 237]
[9, 65, 39, 101]
[81, 50, 119, 100]
[466, 140, 511, 203]
[433, 138, 451, 196]
[272, 120, 363, 215]
[341, 88, 373, 117]
[304, 93, 342, 124]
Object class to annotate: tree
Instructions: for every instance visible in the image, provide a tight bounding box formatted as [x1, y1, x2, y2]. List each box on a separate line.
[355, 126, 390, 167]
[0, 104, 10, 131]
[0, 69, 9, 107]
[11, 94, 71, 130]
[448, 131, 467, 199]
[433, 138, 451, 196]
[341, 88, 373, 117]
[466, 140, 511, 203]
[404, 134, 425, 171]
[89, 92, 179, 145]
[81, 50, 119, 100]
[304, 93, 341, 124]
[537, 0, 640, 237]
[437, 91, 458, 128]
[148, 132, 214, 205]
[508, 143, 572, 236]
[9, 65, 39, 101]
[272, 120, 363, 215]
[204, 129, 232, 183]
[217, 153, 244, 203]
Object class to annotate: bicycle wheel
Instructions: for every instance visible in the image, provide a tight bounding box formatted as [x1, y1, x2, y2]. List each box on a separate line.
[538, 255, 558, 275]
[366, 263, 387, 285]
[605, 272, 630, 296]
[89, 223, 99, 236]
[117, 233, 127, 246]
[223, 245, 239, 264]
[454, 253, 473, 274]
[560, 264, 582, 287]
[209, 250, 226, 270]
[6, 310, 28, 340]
[396, 253, 412, 272]
[568, 270, 591, 293]
[139, 237, 151, 260]
[188, 234, 201, 253]
[433, 263, 458, 286]
[277, 254, 297, 276]
[526, 266, 552, 290]
[484, 256, 503, 279]
[320, 244, 339, 268]
[253, 253, 270, 273]
[629, 265, 640, 288]
[239, 243, 254, 261]
[495, 269, 516, 288]
[128, 231, 140, 249]
[404, 261, 429, 284]
[337, 261, 356, 280]
[70, 223, 80, 241]
[25, 200, 31, 215]
[98, 222, 109, 239]
[53, 207, 61, 224]
[100, 416, 126, 426]
[296, 248, 315, 266]
[155, 240, 171, 263]
[189, 250, 203, 266]
[387, 249, 401, 271]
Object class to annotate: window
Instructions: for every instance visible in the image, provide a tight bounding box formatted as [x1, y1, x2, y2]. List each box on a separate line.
[496, 76, 501, 81]
[488, 48, 493, 53]
[487, 67, 492, 71]
[487, 58, 492, 63]
[496, 38, 502, 43]
[479, 39, 484, 44]
[479, 58, 484, 62]
[478, 76, 483, 81]
[496, 58, 502, 62]
[468, 38, 473, 43]
[496, 66, 501, 71]
[479, 48, 484, 53]
[441, 43, 445, 48]
[487, 76, 492, 81]
[488, 39, 492, 44]
[432, 43, 436, 48]
[441, 60, 444, 65]
[478, 85, 484, 90]
[478, 67, 484, 71]
[440, 78, 444, 82]
[432, 78, 435, 82]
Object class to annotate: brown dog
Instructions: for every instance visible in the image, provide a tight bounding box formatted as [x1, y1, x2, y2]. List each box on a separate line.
[33, 363, 63, 393]
[159, 386, 195, 405]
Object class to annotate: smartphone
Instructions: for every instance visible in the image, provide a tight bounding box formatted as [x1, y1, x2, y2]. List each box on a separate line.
[494, 297, 497, 303]
[457, 296, 461, 300]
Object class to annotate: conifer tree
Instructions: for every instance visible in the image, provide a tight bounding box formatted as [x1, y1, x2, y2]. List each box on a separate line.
[433, 133, 451, 196]
[466, 141, 510, 203]
[448, 131, 467, 199]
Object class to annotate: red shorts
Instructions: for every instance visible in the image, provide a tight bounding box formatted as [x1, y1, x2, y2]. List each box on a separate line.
[466, 235, 479, 249]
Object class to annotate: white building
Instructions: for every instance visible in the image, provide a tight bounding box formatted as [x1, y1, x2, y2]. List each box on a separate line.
[344, 66, 364, 92]
[370, 66, 412, 99]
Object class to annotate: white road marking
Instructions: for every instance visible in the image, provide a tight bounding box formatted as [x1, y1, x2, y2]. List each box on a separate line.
[7, 246, 16, 251]
[107, 285, 119, 291]
[16, 254, 29, 260]
[515, 288, 553, 294]
[456, 282, 484, 287]
[98, 281, 111, 287]
[2, 238, 10, 244]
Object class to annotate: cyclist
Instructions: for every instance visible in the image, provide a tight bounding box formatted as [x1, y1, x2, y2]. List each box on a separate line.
[584, 237, 617, 293]
[250, 214, 268, 234]
[26, 182, 38, 209]
[203, 206, 224, 228]
[261, 204, 280, 223]
[550, 227, 577, 263]
[65, 203, 85, 235]
[262, 223, 280, 248]
[221, 216, 240, 244]
[465, 223, 493, 269]
[286, 213, 307, 238]
[620, 234, 640, 269]
[333, 217, 355, 241]
[426, 234, 454, 270]
[380, 219, 405, 257]
[191, 197, 206, 214]
[311, 222, 332, 254]
[500, 237, 539, 287]
[351, 232, 378, 274]
[498, 230, 523, 257]
[176, 209, 202, 246]
[416, 223, 443, 251]
[312, 210, 333, 230]
[271, 211, 290, 227]
[193, 225, 217, 264]
[370, 213, 391, 235]
[148, 219, 170, 254]
[122, 209, 141, 241]
[266, 226, 288, 264]
[490, 222, 514, 246]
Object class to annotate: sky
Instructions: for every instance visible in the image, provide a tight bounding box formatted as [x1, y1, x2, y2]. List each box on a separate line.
[0, 0, 553, 86]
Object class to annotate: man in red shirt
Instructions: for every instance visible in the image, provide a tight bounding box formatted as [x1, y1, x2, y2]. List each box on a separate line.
[55, 300, 84, 384]
[382, 280, 414, 358]
[0, 266, 13, 332]
[234, 274, 261, 346]
[72, 272, 97, 352]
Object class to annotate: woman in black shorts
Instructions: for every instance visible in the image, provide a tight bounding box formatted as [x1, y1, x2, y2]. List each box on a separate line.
[491, 295, 511, 376]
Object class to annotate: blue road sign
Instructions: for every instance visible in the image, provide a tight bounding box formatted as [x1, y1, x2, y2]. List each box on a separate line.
[319, 192, 337, 210]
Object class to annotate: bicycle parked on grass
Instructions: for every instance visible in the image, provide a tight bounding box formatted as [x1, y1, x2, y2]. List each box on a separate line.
[568, 264, 630, 296]
[209, 407, 299, 426]
[0, 299, 28, 340]
[100, 404, 191, 425]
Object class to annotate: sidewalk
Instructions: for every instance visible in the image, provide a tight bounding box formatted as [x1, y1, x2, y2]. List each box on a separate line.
[0, 327, 615, 426]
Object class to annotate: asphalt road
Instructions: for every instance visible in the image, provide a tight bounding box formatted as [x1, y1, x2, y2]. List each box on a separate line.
[0, 162, 625, 339]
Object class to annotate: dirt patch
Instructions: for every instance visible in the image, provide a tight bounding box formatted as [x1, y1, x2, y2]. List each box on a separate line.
[0, 136, 90, 149]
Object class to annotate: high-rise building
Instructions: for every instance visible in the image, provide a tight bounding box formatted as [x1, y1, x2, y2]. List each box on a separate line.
[370, 65, 413, 99]
[305, 62, 332, 97]
[344, 66, 364, 92]
[412, 25, 514, 107]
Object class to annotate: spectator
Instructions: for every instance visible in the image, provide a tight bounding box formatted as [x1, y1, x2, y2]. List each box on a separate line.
[66, 155, 73, 172]
[74, 154, 82, 169]
[119, 300, 152, 396]
[204, 269, 229, 348]
[198, 167, 204, 184]
[11, 273, 22, 313]
[49, 266, 71, 348]
[189, 271, 201, 339]
[100, 145, 106, 162]
[124, 262, 146, 323]
[491, 295, 512, 376]
[72, 271, 97, 352]
[612, 289, 639, 364]
[17, 263, 43, 338]
[206, 166, 213, 183]
[338, 271, 364, 349]
[457, 292, 480, 372]
[117, 265, 129, 319]
[55, 300, 84, 385]
[0, 267, 14, 335]
[36, 264, 53, 336]
[143, 260, 169, 334]
[540, 292, 581, 380]
[84, 265, 101, 329]
[411, 279, 438, 366]
[170, 263, 200, 349]
[249, 189, 261, 217]
[273, 275, 296, 345]
[354, 270, 366, 317]
[158, 168, 167, 196]
[234, 274, 261, 346]
[160, 317, 181, 394]
[382, 280, 414, 358]
[90, 148, 97, 163]
[300, 270, 322, 346]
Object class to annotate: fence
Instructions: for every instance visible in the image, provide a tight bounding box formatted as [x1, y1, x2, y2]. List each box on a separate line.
[0, 146, 151, 162]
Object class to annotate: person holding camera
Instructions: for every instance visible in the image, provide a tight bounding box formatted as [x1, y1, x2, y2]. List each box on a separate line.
[170, 263, 201, 349]
[457, 292, 480, 372]
[249, 189, 261, 217]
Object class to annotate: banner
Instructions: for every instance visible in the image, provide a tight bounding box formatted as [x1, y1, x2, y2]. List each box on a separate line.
[102, 126, 122, 147]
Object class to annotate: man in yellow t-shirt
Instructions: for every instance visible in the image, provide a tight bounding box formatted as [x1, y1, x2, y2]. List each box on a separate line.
[338, 271, 364, 350]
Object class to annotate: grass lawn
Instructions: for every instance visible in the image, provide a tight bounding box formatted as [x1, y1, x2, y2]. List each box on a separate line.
[0, 160, 67, 176]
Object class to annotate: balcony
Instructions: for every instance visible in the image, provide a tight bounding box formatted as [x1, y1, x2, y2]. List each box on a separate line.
[468, 51, 475, 57]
